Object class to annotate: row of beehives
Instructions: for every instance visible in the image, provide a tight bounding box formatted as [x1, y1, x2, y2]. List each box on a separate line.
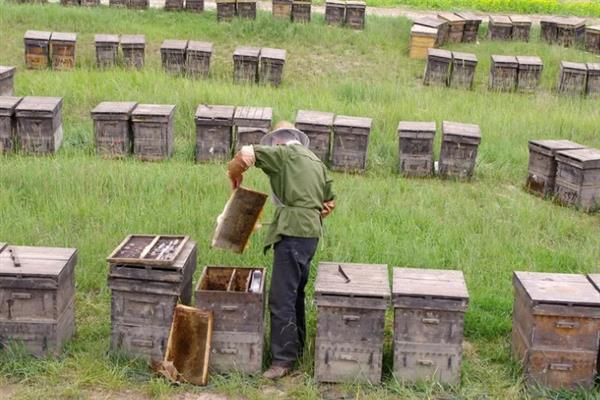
[0, 67, 16, 97]
[61, 0, 204, 11]
[526, 140, 600, 212]
[540, 17, 600, 52]
[23, 31, 77, 71]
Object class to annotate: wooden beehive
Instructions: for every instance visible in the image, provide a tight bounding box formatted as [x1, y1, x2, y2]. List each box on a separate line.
[195, 104, 235, 162]
[108, 236, 197, 361]
[164, 0, 183, 11]
[438, 12, 465, 43]
[15, 96, 63, 155]
[586, 63, 600, 97]
[439, 121, 481, 179]
[331, 115, 372, 173]
[449, 51, 477, 90]
[185, 0, 204, 12]
[512, 271, 600, 389]
[409, 25, 438, 60]
[540, 17, 558, 44]
[216, 0, 236, 21]
[292, 1, 311, 23]
[558, 61, 587, 96]
[128, 0, 148, 9]
[81, 0, 99, 6]
[345, 1, 365, 30]
[423, 48, 452, 87]
[131, 104, 176, 161]
[259, 47, 286, 86]
[161, 40, 188, 75]
[325, 1, 345, 26]
[526, 140, 585, 197]
[0, 245, 77, 357]
[109, 0, 129, 6]
[489, 55, 518, 92]
[414, 16, 448, 47]
[0, 66, 16, 97]
[314, 262, 390, 384]
[186, 41, 212, 79]
[272, 0, 292, 19]
[556, 17, 586, 48]
[91, 101, 138, 158]
[554, 148, 600, 212]
[509, 15, 531, 41]
[0, 97, 22, 154]
[195, 266, 265, 374]
[237, 0, 257, 19]
[61, 0, 79, 5]
[121, 35, 145, 69]
[50, 32, 77, 71]
[233, 46, 260, 84]
[392, 268, 468, 385]
[397, 121, 436, 177]
[455, 12, 481, 43]
[233, 106, 272, 149]
[95, 34, 119, 68]
[488, 15, 512, 40]
[24, 30, 51, 70]
[585, 26, 600, 54]
[295, 109, 335, 163]
[516, 56, 543, 93]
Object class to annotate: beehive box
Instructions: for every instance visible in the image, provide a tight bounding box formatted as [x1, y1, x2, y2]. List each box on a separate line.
[186, 41, 212, 79]
[233, 46, 260, 84]
[512, 271, 600, 389]
[488, 15, 512, 40]
[439, 121, 481, 179]
[586, 63, 600, 97]
[455, 12, 481, 43]
[449, 51, 477, 90]
[195, 266, 265, 373]
[397, 121, 436, 177]
[540, 17, 558, 44]
[95, 34, 119, 68]
[259, 48, 286, 86]
[414, 16, 448, 47]
[345, 1, 365, 29]
[409, 25, 438, 60]
[438, 12, 465, 43]
[554, 148, 600, 212]
[509, 15, 531, 41]
[233, 106, 272, 149]
[164, 0, 183, 11]
[0, 245, 77, 356]
[489, 55, 518, 92]
[15, 96, 63, 155]
[331, 115, 372, 173]
[0, 66, 16, 96]
[160, 40, 188, 75]
[423, 48, 452, 87]
[237, 0, 257, 19]
[558, 61, 587, 96]
[121, 35, 145, 69]
[392, 268, 468, 385]
[216, 0, 236, 21]
[185, 0, 204, 12]
[295, 110, 335, 163]
[50, 32, 77, 71]
[81, 0, 100, 6]
[91, 101, 138, 158]
[272, 0, 292, 19]
[292, 1, 311, 23]
[195, 104, 235, 162]
[325, 1, 345, 26]
[556, 17, 586, 47]
[516, 56, 543, 93]
[128, 0, 148, 8]
[24, 30, 51, 70]
[108, 236, 197, 360]
[61, 0, 79, 5]
[131, 104, 176, 161]
[526, 140, 585, 197]
[109, 0, 129, 6]
[314, 262, 390, 384]
[0, 97, 23, 154]
[585, 26, 600, 54]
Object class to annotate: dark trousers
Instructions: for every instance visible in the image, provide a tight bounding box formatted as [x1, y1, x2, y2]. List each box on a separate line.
[269, 236, 318, 367]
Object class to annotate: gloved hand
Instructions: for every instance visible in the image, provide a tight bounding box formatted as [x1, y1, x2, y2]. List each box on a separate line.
[227, 153, 248, 190]
[320, 200, 336, 218]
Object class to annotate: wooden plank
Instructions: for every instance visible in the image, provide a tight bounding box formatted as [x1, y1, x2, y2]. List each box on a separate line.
[187, 41, 213, 53]
[0, 247, 76, 277]
[295, 110, 335, 127]
[260, 47, 286, 61]
[91, 101, 137, 116]
[334, 115, 372, 129]
[514, 271, 600, 306]
[556, 148, 600, 169]
[315, 262, 390, 298]
[392, 267, 469, 300]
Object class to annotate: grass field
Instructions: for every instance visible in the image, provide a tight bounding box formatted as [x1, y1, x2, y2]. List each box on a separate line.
[1, 3, 600, 399]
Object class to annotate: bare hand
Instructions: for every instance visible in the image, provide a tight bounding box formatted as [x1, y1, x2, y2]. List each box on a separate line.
[320, 200, 336, 218]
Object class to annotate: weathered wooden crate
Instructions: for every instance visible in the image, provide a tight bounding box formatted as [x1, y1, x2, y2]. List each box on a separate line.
[131, 104, 176, 161]
[216, 0, 236, 21]
[488, 15, 512, 40]
[540, 17, 558, 44]
[109, 0, 129, 6]
[95, 34, 119, 68]
[526, 140, 584, 197]
[60, 0, 79, 5]
[0, 96, 22, 154]
[0, 66, 16, 97]
[233, 106, 272, 148]
[233, 46, 260, 84]
[512, 271, 600, 389]
[397, 121, 436, 177]
[414, 17, 448, 47]
[439, 121, 481, 179]
[516, 56, 543, 93]
[455, 12, 481, 43]
[195, 266, 265, 374]
[292, 1, 311, 23]
[15, 96, 63, 155]
[161, 40, 188, 75]
[237, 0, 257, 19]
[423, 48, 452, 87]
[164, 0, 183, 11]
[508, 15, 531, 41]
[295, 109, 334, 163]
[585, 26, 600, 54]
[80, 0, 99, 6]
[449, 51, 477, 90]
[128, 0, 148, 8]
[121, 35, 145, 69]
[91, 101, 137, 158]
[325, 1, 345, 26]
[554, 148, 600, 212]
[392, 268, 468, 385]
[0, 245, 77, 356]
[24, 30, 51, 70]
[259, 48, 286, 86]
[185, 0, 204, 12]
[438, 12, 465, 43]
[557, 61, 587, 96]
[272, 0, 292, 19]
[331, 115, 372, 173]
[586, 63, 600, 97]
[50, 32, 77, 71]
[314, 262, 390, 384]
[345, 1, 365, 29]
[409, 25, 438, 60]
[556, 17, 586, 48]
[186, 41, 212, 79]
[195, 104, 235, 162]
[489, 55, 518, 92]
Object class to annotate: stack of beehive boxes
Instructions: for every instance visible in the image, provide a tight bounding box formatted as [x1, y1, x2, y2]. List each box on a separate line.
[423, 49, 478, 90]
[409, 14, 481, 60]
[233, 46, 286, 86]
[557, 61, 600, 97]
[216, 0, 255, 21]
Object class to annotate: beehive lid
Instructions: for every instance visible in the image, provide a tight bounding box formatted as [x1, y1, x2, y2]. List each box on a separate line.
[411, 25, 438, 37]
[15, 96, 63, 115]
[334, 115, 372, 129]
[315, 262, 390, 299]
[516, 56, 543, 66]
[489, 15, 512, 26]
[195, 104, 235, 122]
[588, 25, 600, 33]
[455, 12, 482, 23]
[107, 234, 190, 268]
[121, 34, 146, 45]
[556, 17, 586, 28]
[561, 61, 587, 71]
[528, 140, 584, 156]
[295, 110, 335, 127]
[161, 39, 188, 51]
[491, 55, 518, 66]
[442, 121, 481, 140]
[51, 32, 77, 42]
[452, 51, 477, 63]
[556, 148, 600, 169]
[0, 66, 16, 79]
[397, 121, 436, 138]
[91, 101, 138, 117]
[260, 47, 286, 61]
[587, 63, 600, 73]
[24, 30, 51, 41]
[187, 41, 213, 53]
[540, 16, 557, 24]
[438, 12, 463, 23]
[392, 267, 469, 301]
[95, 34, 119, 44]
[0, 245, 77, 278]
[233, 46, 261, 58]
[427, 48, 452, 60]
[514, 271, 600, 307]
[414, 16, 447, 29]
[234, 106, 273, 122]
[326, 0, 346, 6]
[346, 1, 366, 8]
[509, 15, 532, 25]
[132, 104, 176, 117]
[0, 96, 23, 116]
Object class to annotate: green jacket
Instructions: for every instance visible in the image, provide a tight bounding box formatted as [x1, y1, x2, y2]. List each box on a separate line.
[254, 144, 335, 250]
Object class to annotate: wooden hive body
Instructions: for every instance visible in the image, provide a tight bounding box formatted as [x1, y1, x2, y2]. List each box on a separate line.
[540, 17, 558, 43]
[409, 25, 438, 60]
[160, 40, 188, 75]
[259, 48, 286, 86]
[0, 96, 22, 153]
[272, 0, 292, 19]
[516, 56, 543, 93]
[216, 0, 236, 21]
[15, 96, 63, 155]
[325, 1, 345, 26]
[488, 15, 512, 40]
[586, 63, 600, 97]
[185, 0, 204, 12]
[233, 106, 272, 148]
[186, 41, 212, 79]
[164, 0, 184, 11]
[61, 0, 79, 5]
[109, 0, 129, 7]
[195, 104, 235, 162]
[314, 262, 390, 384]
[94, 34, 119, 68]
[556, 17, 586, 47]
[0, 66, 16, 96]
[128, 0, 149, 9]
[449, 51, 477, 90]
[554, 148, 600, 212]
[24, 30, 51, 70]
[397, 121, 436, 177]
[345, 1, 365, 29]
[120, 35, 145, 69]
[455, 12, 481, 43]
[331, 115, 372, 173]
[81, 0, 100, 6]
[237, 0, 257, 19]
[510, 15, 532, 41]
[50, 32, 77, 71]
[439, 121, 481, 179]
[585, 26, 600, 54]
[438, 12, 465, 43]
[423, 48, 452, 87]
[91, 101, 138, 157]
[292, 1, 311, 23]
[295, 109, 335, 163]
[233, 46, 260, 84]
[558, 61, 587, 96]
[131, 104, 176, 161]
[414, 17, 449, 46]
[489, 55, 518, 92]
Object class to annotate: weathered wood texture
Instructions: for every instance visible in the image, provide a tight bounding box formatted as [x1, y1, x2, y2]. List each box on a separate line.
[160, 40, 188, 75]
[81, 0, 100, 6]
[438, 12, 464, 43]
[50, 32, 77, 71]
[512, 271, 600, 389]
[455, 12, 481, 43]
[345, 1, 365, 29]
[185, 0, 204, 12]
[91, 101, 137, 157]
[449, 51, 477, 90]
[555, 17, 586, 47]
[128, 0, 148, 8]
[237, 0, 257, 19]
[216, 0, 236, 21]
[120, 35, 145, 69]
[195, 266, 265, 373]
[233, 46, 260, 84]
[325, 1, 345, 26]
[195, 104, 235, 162]
[0, 66, 16, 96]
[61, 0, 79, 5]
[24, 30, 51, 70]
[554, 148, 600, 212]
[414, 17, 448, 46]
[540, 17, 558, 44]
[131, 104, 176, 161]
[292, 1, 311, 23]
[233, 106, 272, 129]
[398, 121, 436, 177]
[510, 15, 532, 41]
[95, 34, 119, 68]
[423, 48, 452, 87]
[516, 56, 543, 93]
[439, 121, 481, 179]
[586, 63, 600, 97]
[15, 96, 63, 155]
[489, 55, 518, 92]
[558, 61, 587, 96]
[109, 0, 129, 6]
[186, 41, 212, 78]
[0, 96, 22, 153]
[331, 115, 372, 173]
[488, 15, 512, 40]
[259, 48, 286, 86]
[164, 0, 183, 10]
[585, 26, 600, 54]
[295, 109, 334, 163]
[409, 25, 437, 60]
[272, 0, 292, 19]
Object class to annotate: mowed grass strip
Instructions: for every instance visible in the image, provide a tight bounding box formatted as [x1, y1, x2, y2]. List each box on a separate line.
[0, 3, 599, 399]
